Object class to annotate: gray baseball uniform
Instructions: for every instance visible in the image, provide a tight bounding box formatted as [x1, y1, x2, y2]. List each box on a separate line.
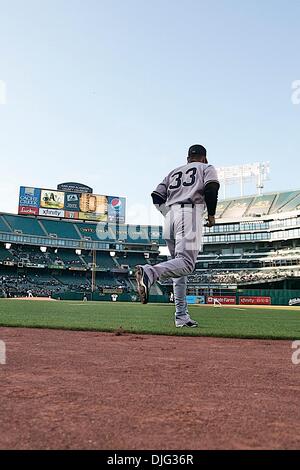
[143, 161, 219, 320]
[153, 161, 219, 207]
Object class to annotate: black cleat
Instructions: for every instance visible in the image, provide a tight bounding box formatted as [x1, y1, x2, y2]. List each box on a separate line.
[135, 266, 150, 304]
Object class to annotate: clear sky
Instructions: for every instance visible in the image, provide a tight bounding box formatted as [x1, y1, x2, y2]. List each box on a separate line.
[0, 0, 299, 224]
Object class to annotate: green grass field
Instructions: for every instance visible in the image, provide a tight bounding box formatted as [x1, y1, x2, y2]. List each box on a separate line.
[1, 299, 300, 339]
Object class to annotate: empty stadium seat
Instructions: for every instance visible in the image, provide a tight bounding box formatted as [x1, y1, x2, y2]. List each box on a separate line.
[41, 219, 80, 239]
[3, 214, 45, 236]
[0, 216, 11, 233]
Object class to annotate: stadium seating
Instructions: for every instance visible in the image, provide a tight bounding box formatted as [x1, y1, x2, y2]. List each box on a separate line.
[278, 193, 300, 213]
[94, 251, 118, 269]
[216, 189, 300, 219]
[118, 253, 149, 269]
[46, 249, 86, 268]
[271, 190, 300, 213]
[245, 194, 276, 217]
[3, 214, 45, 236]
[0, 216, 11, 233]
[188, 269, 300, 286]
[54, 272, 91, 290]
[1, 186, 300, 297]
[214, 200, 231, 218]
[76, 223, 105, 241]
[0, 271, 65, 297]
[41, 219, 80, 240]
[221, 197, 254, 219]
[0, 244, 14, 263]
[11, 245, 48, 264]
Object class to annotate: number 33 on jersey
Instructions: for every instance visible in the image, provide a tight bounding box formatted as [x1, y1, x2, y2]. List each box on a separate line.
[153, 162, 219, 207]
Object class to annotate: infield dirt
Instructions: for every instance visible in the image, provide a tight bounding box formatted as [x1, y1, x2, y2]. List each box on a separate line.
[0, 327, 299, 449]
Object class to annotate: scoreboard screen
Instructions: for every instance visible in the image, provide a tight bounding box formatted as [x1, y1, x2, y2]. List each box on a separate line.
[18, 186, 126, 223]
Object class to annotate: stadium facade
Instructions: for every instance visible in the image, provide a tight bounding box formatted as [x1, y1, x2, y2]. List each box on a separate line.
[189, 189, 300, 305]
[1, 188, 300, 305]
[0, 211, 167, 301]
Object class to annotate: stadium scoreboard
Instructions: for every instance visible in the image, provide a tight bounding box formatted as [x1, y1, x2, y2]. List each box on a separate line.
[18, 182, 126, 223]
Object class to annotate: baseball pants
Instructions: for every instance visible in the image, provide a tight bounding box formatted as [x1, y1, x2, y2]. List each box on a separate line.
[143, 204, 204, 319]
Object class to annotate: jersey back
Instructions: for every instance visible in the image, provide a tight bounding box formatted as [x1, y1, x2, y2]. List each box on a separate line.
[153, 162, 219, 207]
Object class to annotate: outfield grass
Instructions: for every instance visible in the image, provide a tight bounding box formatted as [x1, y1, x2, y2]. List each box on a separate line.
[0, 299, 300, 339]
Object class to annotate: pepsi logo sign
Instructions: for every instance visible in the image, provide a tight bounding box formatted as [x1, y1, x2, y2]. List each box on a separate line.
[111, 198, 122, 210]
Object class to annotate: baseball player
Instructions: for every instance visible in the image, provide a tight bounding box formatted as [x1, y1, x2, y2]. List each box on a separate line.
[27, 289, 33, 298]
[136, 144, 219, 327]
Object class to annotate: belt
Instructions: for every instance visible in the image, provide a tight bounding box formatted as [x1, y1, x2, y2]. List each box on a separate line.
[180, 203, 195, 208]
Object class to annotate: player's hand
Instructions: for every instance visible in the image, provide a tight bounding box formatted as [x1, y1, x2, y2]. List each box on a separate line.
[205, 215, 215, 227]
[158, 203, 169, 217]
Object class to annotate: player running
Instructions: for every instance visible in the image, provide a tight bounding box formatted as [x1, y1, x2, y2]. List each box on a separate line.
[136, 144, 220, 328]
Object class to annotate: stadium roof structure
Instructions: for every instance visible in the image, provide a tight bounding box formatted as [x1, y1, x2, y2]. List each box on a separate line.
[216, 189, 300, 221]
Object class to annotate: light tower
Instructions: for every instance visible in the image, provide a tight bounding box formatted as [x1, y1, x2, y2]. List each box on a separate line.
[216, 162, 270, 199]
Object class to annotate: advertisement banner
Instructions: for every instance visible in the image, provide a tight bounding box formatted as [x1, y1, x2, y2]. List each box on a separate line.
[39, 208, 65, 218]
[27, 263, 45, 268]
[102, 288, 123, 294]
[79, 226, 96, 235]
[18, 206, 39, 216]
[78, 212, 107, 222]
[207, 296, 237, 305]
[18, 185, 126, 223]
[65, 211, 79, 220]
[79, 193, 107, 214]
[19, 187, 41, 208]
[64, 192, 80, 211]
[107, 196, 126, 223]
[40, 190, 65, 209]
[239, 296, 271, 305]
[186, 295, 206, 305]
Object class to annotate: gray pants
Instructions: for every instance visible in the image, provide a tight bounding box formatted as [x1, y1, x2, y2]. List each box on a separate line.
[143, 204, 204, 319]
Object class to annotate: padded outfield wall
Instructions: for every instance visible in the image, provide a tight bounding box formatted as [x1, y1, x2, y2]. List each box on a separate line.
[52, 289, 300, 306]
[237, 289, 300, 306]
[52, 292, 170, 303]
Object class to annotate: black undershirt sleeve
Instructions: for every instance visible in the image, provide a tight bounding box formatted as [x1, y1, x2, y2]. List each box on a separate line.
[204, 182, 220, 216]
[151, 192, 166, 206]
